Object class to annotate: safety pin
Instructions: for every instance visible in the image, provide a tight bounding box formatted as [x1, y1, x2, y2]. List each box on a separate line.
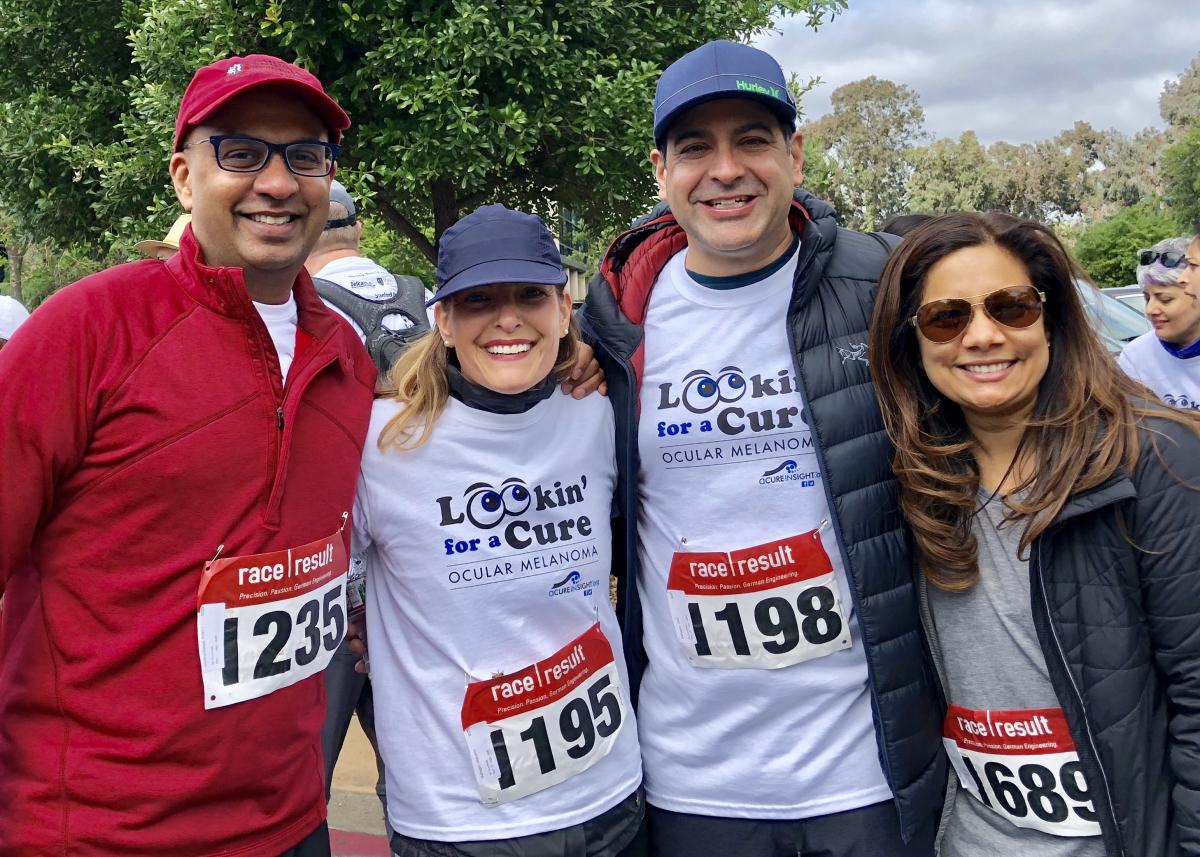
[209, 543, 225, 564]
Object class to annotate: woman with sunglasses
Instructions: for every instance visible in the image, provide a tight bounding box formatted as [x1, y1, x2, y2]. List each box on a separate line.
[868, 211, 1200, 856]
[1118, 236, 1200, 411]
[351, 204, 644, 857]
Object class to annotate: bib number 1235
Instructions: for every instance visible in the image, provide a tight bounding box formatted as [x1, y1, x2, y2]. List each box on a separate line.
[197, 529, 348, 709]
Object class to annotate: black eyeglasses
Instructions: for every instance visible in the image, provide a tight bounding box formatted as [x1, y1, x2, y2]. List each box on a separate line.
[185, 135, 340, 177]
[1138, 249, 1187, 268]
[911, 286, 1046, 343]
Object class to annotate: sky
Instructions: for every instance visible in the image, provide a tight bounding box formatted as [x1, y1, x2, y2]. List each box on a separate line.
[755, 0, 1200, 145]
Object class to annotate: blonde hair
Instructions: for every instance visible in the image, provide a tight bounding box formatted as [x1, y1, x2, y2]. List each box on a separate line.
[377, 291, 580, 451]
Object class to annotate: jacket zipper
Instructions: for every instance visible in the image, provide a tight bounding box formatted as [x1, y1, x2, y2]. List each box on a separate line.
[263, 350, 339, 526]
[1034, 539, 1125, 857]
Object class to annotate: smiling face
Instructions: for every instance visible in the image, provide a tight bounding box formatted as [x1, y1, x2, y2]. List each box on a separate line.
[169, 88, 332, 300]
[916, 243, 1050, 428]
[650, 98, 803, 278]
[435, 283, 572, 395]
[1144, 281, 1200, 346]
[1179, 235, 1200, 304]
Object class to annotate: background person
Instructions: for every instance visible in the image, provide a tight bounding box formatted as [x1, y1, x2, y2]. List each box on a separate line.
[869, 211, 1200, 857]
[305, 179, 433, 347]
[0, 294, 29, 351]
[0, 54, 375, 857]
[353, 204, 644, 857]
[307, 179, 402, 837]
[1183, 218, 1200, 302]
[1117, 236, 1200, 409]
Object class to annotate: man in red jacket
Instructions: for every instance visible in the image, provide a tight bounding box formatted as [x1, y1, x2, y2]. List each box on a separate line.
[0, 55, 377, 857]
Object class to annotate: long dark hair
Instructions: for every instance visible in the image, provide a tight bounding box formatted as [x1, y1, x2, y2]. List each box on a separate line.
[869, 211, 1198, 591]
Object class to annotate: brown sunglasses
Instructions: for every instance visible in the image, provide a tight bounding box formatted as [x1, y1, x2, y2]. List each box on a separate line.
[910, 286, 1046, 343]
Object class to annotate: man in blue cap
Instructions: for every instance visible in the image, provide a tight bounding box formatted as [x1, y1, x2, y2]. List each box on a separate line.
[581, 40, 941, 856]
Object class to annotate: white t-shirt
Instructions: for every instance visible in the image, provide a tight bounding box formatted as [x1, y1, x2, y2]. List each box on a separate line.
[252, 297, 297, 382]
[314, 255, 434, 339]
[1118, 331, 1200, 411]
[354, 390, 641, 841]
[634, 246, 892, 819]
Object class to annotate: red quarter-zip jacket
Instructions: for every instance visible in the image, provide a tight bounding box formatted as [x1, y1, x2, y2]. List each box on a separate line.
[0, 229, 377, 856]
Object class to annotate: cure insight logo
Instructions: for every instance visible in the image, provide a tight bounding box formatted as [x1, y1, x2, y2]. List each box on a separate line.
[547, 569, 598, 599]
[436, 475, 593, 556]
[760, 459, 820, 487]
[654, 364, 805, 438]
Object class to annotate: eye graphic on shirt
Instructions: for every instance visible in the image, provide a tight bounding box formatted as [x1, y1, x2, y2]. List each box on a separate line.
[500, 479, 532, 516]
[464, 479, 532, 528]
[681, 366, 746, 413]
[681, 370, 719, 413]
[715, 366, 747, 402]
[464, 482, 506, 529]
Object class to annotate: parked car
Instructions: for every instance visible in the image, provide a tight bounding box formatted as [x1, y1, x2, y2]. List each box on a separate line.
[1103, 285, 1146, 314]
[1078, 281, 1151, 353]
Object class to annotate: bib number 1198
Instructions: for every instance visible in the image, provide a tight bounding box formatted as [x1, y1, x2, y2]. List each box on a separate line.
[667, 531, 851, 669]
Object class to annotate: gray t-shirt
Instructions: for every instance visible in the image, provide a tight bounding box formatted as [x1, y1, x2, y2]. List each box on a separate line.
[926, 491, 1104, 857]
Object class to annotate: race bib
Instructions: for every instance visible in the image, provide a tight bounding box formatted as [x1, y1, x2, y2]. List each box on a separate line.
[666, 530, 851, 669]
[460, 623, 625, 807]
[943, 705, 1101, 838]
[197, 528, 349, 709]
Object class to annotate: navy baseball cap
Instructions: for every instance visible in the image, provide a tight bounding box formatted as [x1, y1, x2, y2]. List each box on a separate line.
[429, 205, 567, 306]
[654, 40, 797, 150]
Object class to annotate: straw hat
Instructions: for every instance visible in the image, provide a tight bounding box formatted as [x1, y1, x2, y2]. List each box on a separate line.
[134, 214, 191, 259]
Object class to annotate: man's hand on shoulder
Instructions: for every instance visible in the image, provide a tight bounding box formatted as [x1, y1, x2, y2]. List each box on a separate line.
[561, 341, 607, 398]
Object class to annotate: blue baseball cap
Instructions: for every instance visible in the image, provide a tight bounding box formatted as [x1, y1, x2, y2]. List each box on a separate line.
[429, 205, 567, 306]
[654, 40, 797, 150]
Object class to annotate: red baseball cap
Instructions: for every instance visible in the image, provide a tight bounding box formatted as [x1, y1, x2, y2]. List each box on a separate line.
[174, 54, 351, 151]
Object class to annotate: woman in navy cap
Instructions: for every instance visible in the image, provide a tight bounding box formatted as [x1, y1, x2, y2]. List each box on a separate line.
[351, 204, 644, 857]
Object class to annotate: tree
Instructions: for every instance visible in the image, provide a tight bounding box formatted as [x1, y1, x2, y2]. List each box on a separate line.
[0, 0, 135, 248]
[906, 132, 994, 214]
[1160, 55, 1200, 134]
[0, 0, 848, 268]
[1073, 202, 1181, 288]
[1162, 127, 1200, 231]
[1078, 127, 1165, 222]
[800, 76, 926, 230]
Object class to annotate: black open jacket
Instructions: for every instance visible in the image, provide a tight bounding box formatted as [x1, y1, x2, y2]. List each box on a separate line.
[1025, 416, 1200, 855]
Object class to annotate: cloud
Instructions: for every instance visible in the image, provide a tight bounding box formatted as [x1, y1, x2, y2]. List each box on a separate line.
[755, 0, 1200, 144]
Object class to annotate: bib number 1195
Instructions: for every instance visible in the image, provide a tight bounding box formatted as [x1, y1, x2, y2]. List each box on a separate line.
[489, 672, 621, 790]
[461, 624, 626, 806]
